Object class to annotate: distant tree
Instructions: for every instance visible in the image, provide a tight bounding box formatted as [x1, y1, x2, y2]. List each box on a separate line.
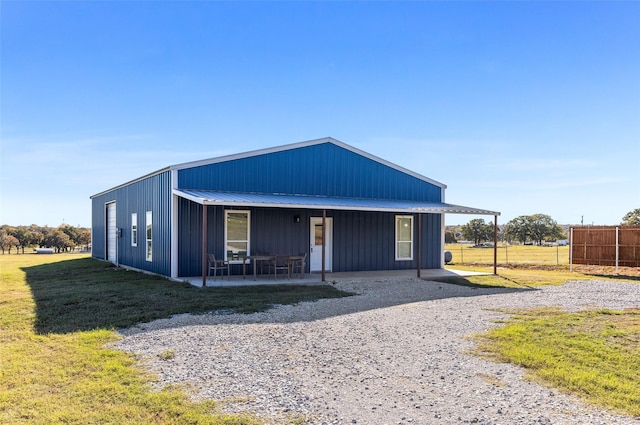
[528, 214, 564, 245]
[76, 228, 91, 249]
[461, 218, 494, 246]
[621, 208, 640, 226]
[504, 216, 530, 244]
[445, 230, 457, 244]
[44, 229, 72, 253]
[10, 226, 32, 254]
[0, 230, 20, 254]
[59, 224, 80, 251]
[0, 229, 10, 254]
[505, 214, 564, 245]
[28, 224, 44, 247]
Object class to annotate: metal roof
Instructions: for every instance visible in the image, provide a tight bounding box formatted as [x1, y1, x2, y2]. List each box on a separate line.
[91, 137, 447, 199]
[175, 189, 500, 216]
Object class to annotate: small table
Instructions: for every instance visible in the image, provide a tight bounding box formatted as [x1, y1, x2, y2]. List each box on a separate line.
[239, 255, 275, 280]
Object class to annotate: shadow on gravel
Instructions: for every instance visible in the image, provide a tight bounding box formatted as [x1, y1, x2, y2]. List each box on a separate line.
[118, 276, 538, 332]
[589, 274, 640, 282]
[285, 279, 536, 323]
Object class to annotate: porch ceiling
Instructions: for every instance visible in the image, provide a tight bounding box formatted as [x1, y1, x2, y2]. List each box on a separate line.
[174, 189, 500, 216]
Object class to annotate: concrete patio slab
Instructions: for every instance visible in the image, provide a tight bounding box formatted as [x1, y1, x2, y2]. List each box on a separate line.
[181, 268, 488, 287]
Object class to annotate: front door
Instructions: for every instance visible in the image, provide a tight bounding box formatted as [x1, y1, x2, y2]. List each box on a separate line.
[310, 217, 333, 272]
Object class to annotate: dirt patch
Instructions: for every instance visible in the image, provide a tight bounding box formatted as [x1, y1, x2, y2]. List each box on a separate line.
[573, 265, 640, 278]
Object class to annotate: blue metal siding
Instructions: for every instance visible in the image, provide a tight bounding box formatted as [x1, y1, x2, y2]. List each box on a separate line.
[423, 213, 443, 269]
[332, 211, 441, 272]
[178, 143, 442, 202]
[178, 204, 311, 277]
[176, 199, 442, 276]
[177, 198, 204, 277]
[91, 171, 172, 276]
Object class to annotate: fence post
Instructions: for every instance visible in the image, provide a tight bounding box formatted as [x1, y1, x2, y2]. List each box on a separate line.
[570, 227, 573, 272]
[616, 226, 619, 274]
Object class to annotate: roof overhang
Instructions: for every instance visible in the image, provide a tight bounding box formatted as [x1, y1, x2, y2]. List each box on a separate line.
[174, 189, 500, 216]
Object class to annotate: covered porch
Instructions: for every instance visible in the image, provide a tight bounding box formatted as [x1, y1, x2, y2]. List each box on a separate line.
[174, 189, 500, 287]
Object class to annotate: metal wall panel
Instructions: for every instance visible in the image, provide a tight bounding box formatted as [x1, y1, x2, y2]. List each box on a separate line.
[178, 143, 442, 202]
[91, 171, 172, 276]
[332, 211, 441, 272]
[176, 200, 443, 277]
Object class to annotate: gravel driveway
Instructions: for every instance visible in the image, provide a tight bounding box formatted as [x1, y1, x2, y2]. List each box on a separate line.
[114, 278, 640, 425]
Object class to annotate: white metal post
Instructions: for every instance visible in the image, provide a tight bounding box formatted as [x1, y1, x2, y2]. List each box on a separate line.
[615, 226, 619, 274]
[569, 227, 574, 272]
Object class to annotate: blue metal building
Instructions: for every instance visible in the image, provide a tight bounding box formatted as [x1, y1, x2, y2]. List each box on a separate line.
[90, 137, 499, 281]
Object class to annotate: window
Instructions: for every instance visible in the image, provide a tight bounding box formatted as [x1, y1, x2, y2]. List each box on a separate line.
[131, 213, 138, 247]
[225, 210, 250, 262]
[145, 211, 152, 262]
[395, 215, 413, 261]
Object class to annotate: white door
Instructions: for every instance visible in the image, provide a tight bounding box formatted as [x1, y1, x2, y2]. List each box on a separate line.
[106, 202, 117, 263]
[310, 217, 333, 272]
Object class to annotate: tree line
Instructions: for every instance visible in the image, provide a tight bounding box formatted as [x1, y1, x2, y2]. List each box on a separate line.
[0, 224, 91, 254]
[453, 214, 565, 246]
[450, 208, 639, 246]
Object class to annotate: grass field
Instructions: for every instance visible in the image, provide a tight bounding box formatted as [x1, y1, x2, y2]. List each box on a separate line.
[444, 243, 640, 284]
[473, 307, 640, 417]
[0, 253, 351, 425]
[443, 245, 640, 417]
[2, 252, 639, 422]
[445, 243, 570, 265]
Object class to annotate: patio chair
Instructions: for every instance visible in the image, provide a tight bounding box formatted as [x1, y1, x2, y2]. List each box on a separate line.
[269, 255, 291, 279]
[207, 254, 229, 281]
[289, 253, 307, 279]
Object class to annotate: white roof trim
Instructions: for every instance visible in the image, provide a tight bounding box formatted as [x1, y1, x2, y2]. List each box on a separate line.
[174, 189, 500, 216]
[90, 166, 171, 199]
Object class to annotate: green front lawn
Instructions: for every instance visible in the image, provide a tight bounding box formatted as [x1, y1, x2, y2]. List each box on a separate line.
[0, 254, 351, 424]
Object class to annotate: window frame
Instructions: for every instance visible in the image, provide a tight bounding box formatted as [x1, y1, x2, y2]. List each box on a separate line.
[224, 210, 251, 263]
[145, 211, 152, 262]
[395, 215, 414, 261]
[131, 213, 138, 247]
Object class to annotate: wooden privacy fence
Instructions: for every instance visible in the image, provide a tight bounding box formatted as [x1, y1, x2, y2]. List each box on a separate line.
[570, 226, 640, 269]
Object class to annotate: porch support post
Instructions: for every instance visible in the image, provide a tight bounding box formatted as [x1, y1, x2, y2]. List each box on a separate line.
[202, 204, 208, 287]
[417, 213, 422, 278]
[322, 209, 326, 282]
[493, 214, 498, 275]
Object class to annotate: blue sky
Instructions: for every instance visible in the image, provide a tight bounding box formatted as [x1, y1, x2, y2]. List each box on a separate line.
[2, 1, 638, 227]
